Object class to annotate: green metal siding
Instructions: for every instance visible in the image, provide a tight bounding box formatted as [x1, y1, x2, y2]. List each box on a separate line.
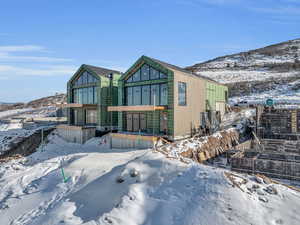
[98, 73, 120, 127]
[117, 56, 175, 137]
[206, 82, 228, 111]
[67, 67, 121, 128]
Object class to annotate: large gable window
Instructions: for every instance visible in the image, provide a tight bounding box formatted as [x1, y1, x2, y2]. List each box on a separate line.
[125, 63, 167, 83]
[73, 71, 98, 87]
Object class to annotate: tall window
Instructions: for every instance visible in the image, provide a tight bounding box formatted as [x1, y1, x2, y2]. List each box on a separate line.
[160, 83, 168, 105]
[88, 87, 94, 104]
[126, 87, 133, 106]
[94, 87, 98, 104]
[178, 82, 186, 106]
[151, 85, 159, 105]
[142, 85, 150, 105]
[141, 64, 150, 81]
[133, 86, 141, 105]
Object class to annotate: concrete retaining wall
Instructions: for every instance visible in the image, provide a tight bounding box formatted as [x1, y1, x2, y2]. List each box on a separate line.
[57, 126, 96, 144]
[0, 128, 54, 159]
[111, 134, 154, 149]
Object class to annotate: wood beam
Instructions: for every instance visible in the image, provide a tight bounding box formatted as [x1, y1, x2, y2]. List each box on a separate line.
[107, 105, 166, 112]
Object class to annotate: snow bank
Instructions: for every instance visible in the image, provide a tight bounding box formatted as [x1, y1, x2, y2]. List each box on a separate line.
[0, 134, 299, 225]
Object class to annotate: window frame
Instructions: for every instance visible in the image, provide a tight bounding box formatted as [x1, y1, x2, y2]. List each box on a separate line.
[125, 63, 168, 83]
[178, 81, 187, 106]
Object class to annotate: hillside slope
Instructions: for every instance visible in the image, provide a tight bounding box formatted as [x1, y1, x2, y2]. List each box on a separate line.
[186, 38, 300, 101]
[0, 94, 66, 112]
[0, 134, 299, 225]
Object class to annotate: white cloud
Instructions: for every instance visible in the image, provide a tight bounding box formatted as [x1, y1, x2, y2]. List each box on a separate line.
[0, 45, 45, 52]
[0, 52, 72, 62]
[251, 6, 300, 15]
[0, 65, 77, 77]
[0, 45, 72, 63]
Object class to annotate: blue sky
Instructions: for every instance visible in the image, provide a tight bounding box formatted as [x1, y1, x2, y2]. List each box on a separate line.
[0, 0, 299, 102]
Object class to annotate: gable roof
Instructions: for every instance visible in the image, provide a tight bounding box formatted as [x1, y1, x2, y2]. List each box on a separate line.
[68, 64, 122, 84]
[83, 64, 121, 78]
[121, 55, 223, 85]
[145, 56, 220, 84]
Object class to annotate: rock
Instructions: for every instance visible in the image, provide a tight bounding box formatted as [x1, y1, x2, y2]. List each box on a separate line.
[130, 169, 139, 178]
[255, 176, 264, 184]
[259, 196, 268, 203]
[264, 186, 278, 195]
[257, 189, 265, 196]
[116, 176, 125, 183]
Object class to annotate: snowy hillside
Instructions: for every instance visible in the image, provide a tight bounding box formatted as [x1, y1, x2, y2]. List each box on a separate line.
[0, 133, 299, 225]
[186, 38, 300, 101]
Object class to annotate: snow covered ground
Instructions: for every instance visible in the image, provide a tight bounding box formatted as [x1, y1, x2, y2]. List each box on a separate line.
[0, 106, 65, 154]
[198, 70, 299, 84]
[0, 133, 299, 225]
[0, 108, 34, 120]
[229, 80, 300, 105]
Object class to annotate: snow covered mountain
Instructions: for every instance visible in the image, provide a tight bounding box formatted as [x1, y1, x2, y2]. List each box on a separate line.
[186, 38, 300, 102]
[0, 94, 66, 112]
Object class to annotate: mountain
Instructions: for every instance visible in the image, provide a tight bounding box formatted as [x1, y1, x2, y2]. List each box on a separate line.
[186, 38, 300, 103]
[26, 93, 66, 108]
[0, 93, 66, 112]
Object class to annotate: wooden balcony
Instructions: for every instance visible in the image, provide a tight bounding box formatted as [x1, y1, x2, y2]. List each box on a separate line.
[59, 103, 97, 109]
[107, 105, 166, 112]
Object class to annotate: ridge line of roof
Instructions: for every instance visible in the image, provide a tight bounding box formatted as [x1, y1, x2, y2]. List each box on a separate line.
[143, 55, 222, 84]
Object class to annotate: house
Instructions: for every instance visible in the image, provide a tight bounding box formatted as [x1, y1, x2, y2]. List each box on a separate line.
[108, 56, 228, 148]
[57, 64, 121, 143]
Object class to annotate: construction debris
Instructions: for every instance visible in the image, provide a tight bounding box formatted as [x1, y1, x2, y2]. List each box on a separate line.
[162, 128, 240, 163]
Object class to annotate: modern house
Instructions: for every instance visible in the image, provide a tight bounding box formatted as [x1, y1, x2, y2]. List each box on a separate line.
[108, 56, 228, 148]
[57, 64, 121, 143]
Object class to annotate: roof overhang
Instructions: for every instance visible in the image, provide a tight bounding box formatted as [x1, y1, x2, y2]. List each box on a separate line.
[108, 105, 166, 112]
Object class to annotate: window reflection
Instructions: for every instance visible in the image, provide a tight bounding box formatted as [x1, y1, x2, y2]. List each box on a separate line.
[125, 64, 167, 83]
[125, 83, 167, 106]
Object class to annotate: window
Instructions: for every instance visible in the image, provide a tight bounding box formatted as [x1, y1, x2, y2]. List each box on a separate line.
[141, 85, 150, 105]
[88, 87, 94, 104]
[94, 87, 98, 104]
[132, 69, 141, 82]
[82, 88, 88, 104]
[86, 110, 97, 124]
[126, 75, 133, 83]
[72, 71, 98, 87]
[141, 64, 150, 81]
[133, 86, 141, 105]
[78, 89, 83, 104]
[126, 87, 133, 105]
[125, 64, 167, 82]
[151, 84, 159, 105]
[160, 83, 168, 105]
[160, 71, 167, 79]
[178, 82, 186, 106]
[150, 67, 160, 80]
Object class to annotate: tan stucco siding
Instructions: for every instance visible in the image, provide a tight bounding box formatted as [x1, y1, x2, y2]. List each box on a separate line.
[172, 70, 206, 139]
